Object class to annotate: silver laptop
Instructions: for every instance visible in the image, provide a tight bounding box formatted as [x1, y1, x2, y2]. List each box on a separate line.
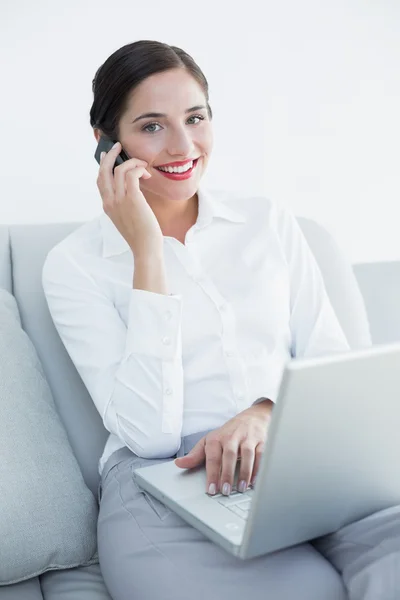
[132, 342, 400, 560]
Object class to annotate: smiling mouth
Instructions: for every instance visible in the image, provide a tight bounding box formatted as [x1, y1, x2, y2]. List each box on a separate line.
[153, 158, 199, 180]
[155, 158, 199, 174]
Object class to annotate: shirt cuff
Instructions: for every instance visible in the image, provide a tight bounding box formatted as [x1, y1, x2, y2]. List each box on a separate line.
[124, 289, 183, 360]
[251, 396, 276, 407]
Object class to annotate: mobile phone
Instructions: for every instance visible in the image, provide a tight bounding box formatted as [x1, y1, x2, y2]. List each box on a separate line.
[94, 135, 130, 173]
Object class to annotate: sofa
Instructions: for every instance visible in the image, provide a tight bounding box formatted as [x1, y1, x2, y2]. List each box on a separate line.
[0, 215, 399, 600]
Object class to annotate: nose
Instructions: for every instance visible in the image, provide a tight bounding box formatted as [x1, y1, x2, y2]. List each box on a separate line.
[167, 125, 194, 158]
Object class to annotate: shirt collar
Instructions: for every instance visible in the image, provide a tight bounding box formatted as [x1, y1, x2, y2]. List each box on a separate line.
[100, 186, 246, 258]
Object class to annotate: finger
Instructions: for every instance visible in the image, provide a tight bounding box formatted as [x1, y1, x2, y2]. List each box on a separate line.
[237, 442, 255, 493]
[97, 143, 124, 201]
[250, 441, 265, 487]
[205, 439, 223, 495]
[113, 155, 149, 172]
[100, 141, 122, 172]
[97, 153, 116, 206]
[100, 142, 147, 179]
[123, 166, 152, 199]
[219, 440, 240, 496]
[114, 154, 150, 198]
[174, 438, 206, 469]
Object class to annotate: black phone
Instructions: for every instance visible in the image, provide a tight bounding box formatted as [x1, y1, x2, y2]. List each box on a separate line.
[94, 135, 130, 173]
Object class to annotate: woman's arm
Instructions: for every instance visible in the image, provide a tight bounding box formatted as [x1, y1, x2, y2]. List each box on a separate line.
[42, 246, 184, 459]
[133, 253, 168, 295]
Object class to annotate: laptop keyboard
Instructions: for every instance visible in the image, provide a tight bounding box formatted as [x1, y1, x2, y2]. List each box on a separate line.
[211, 487, 255, 520]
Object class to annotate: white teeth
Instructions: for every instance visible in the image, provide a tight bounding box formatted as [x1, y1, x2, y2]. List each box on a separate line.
[158, 160, 194, 174]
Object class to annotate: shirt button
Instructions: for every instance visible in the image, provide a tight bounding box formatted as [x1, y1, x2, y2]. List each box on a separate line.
[237, 394, 245, 402]
[225, 350, 235, 357]
[162, 336, 171, 345]
[165, 310, 173, 320]
[165, 388, 173, 395]
[219, 303, 227, 311]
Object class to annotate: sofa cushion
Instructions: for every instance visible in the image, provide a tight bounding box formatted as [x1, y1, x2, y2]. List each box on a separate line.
[0, 576, 43, 600]
[298, 217, 372, 350]
[0, 227, 11, 292]
[9, 223, 108, 500]
[0, 288, 98, 585]
[353, 261, 400, 344]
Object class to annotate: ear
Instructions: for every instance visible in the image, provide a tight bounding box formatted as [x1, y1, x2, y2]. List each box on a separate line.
[93, 128, 102, 143]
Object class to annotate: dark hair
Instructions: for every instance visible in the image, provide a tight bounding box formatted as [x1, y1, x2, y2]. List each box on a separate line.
[90, 40, 212, 141]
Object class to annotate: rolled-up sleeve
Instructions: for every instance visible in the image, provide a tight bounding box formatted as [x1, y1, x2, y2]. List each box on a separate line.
[42, 248, 184, 458]
[274, 205, 351, 359]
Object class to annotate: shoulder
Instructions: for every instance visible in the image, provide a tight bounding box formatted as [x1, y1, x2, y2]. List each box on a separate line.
[208, 188, 293, 228]
[42, 215, 104, 280]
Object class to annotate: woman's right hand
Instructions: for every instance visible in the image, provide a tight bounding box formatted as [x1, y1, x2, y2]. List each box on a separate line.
[96, 141, 164, 259]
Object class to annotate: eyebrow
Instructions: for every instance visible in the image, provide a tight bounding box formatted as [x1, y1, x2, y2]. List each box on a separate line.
[131, 105, 207, 124]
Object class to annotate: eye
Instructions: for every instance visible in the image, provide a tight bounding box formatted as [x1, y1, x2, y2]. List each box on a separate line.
[142, 122, 162, 133]
[187, 114, 205, 125]
[141, 114, 205, 134]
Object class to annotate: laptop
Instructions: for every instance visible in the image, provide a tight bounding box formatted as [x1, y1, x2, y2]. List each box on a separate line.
[132, 342, 400, 560]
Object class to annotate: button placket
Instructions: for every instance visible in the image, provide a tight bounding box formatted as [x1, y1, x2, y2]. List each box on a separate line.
[166, 241, 249, 409]
[168, 241, 208, 292]
[219, 303, 249, 408]
[184, 226, 197, 246]
[195, 282, 249, 410]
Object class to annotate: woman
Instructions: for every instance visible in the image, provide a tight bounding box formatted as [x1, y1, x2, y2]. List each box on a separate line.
[42, 40, 400, 600]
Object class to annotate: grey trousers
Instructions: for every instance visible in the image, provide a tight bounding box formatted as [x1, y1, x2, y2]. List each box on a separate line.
[97, 430, 400, 600]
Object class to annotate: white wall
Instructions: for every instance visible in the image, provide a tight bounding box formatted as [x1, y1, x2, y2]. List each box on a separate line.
[1, 0, 399, 264]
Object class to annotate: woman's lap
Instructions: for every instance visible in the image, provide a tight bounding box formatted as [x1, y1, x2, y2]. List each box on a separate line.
[97, 450, 346, 600]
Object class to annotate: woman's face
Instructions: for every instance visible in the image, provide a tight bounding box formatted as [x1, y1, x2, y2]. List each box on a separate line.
[116, 68, 213, 203]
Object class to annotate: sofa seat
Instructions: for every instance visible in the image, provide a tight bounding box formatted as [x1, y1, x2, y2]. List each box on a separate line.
[0, 565, 112, 600]
[3, 215, 395, 600]
[0, 552, 346, 600]
[0, 577, 43, 600]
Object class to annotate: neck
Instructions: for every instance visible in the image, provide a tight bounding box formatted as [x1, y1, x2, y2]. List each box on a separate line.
[144, 192, 199, 236]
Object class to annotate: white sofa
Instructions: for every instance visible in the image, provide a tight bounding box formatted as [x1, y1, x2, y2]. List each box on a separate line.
[0, 216, 398, 599]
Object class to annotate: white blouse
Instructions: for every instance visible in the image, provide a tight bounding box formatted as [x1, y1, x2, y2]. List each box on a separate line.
[42, 186, 350, 475]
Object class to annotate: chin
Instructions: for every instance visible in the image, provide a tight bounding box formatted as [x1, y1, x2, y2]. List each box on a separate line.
[151, 182, 200, 202]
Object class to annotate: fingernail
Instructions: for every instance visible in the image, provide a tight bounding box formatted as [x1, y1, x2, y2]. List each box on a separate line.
[100, 152, 105, 161]
[112, 141, 120, 149]
[238, 480, 247, 493]
[222, 483, 231, 496]
[251, 477, 256, 487]
[208, 483, 216, 495]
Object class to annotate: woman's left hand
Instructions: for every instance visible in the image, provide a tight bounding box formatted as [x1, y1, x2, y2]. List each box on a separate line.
[174, 400, 273, 496]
